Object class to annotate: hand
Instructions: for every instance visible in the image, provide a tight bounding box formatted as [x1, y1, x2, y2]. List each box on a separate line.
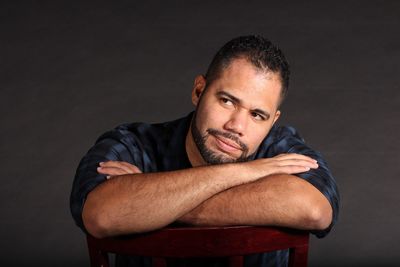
[244, 153, 319, 178]
[97, 161, 142, 179]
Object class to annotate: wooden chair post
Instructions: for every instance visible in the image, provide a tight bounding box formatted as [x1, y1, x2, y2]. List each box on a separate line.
[288, 242, 309, 267]
[87, 234, 110, 267]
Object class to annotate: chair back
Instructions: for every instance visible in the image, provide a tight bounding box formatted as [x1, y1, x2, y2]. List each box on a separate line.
[87, 226, 309, 267]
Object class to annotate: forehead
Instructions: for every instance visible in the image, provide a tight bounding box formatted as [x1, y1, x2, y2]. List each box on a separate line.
[210, 58, 282, 111]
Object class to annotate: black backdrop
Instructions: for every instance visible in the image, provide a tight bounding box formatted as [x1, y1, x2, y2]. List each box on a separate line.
[1, 1, 399, 266]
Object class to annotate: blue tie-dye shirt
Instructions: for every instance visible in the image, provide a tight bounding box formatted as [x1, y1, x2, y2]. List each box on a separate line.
[70, 112, 339, 267]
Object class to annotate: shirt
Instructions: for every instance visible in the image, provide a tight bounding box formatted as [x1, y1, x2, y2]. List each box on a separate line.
[70, 112, 339, 267]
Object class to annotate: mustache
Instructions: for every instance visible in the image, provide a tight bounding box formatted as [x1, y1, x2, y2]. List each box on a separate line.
[207, 128, 248, 151]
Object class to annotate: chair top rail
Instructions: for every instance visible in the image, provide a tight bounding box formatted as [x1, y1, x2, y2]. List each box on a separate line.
[87, 226, 309, 258]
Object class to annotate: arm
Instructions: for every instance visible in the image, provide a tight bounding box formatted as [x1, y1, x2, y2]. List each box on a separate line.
[83, 154, 318, 238]
[84, 163, 248, 238]
[178, 174, 332, 230]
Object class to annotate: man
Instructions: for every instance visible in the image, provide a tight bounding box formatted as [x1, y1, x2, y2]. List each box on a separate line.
[70, 35, 339, 267]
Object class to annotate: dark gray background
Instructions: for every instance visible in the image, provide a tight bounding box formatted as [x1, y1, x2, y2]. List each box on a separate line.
[1, 1, 399, 266]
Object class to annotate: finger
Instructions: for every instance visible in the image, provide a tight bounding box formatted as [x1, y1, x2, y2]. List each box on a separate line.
[99, 161, 138, 174]
[278, 165, 312, 174]
[277, 159, 318, 169]
[97, 166, 131, 176]
[276, 153, 316, 162]
[117, 161, 142, 173]
[275, 153, 317, 163]
[99, 161, 142, 173]
[99, 161, 126, 168]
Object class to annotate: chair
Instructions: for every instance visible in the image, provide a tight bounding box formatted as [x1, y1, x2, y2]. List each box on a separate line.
[87, 226, 309, 267]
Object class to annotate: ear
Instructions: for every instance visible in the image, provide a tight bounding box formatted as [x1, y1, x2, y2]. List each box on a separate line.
[191, 75, 207, 106]
[272, 110, 281, 125]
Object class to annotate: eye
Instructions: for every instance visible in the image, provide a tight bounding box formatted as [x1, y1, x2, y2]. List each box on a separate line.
[251, 111, 266, 121]
[220, 97, 234, 106]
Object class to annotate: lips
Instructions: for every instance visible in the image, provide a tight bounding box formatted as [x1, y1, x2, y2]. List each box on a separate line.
[213, 135, 242, 153]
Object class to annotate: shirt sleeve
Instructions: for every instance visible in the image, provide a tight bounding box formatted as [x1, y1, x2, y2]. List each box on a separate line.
[262, 126, 340, 238]
[69, 126, 144, 233]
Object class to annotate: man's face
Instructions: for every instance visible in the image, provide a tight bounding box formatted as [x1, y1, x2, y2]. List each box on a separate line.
[188, 58, 282, 165]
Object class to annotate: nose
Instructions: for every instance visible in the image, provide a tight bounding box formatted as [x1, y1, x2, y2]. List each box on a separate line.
[223, 109, 248, 136]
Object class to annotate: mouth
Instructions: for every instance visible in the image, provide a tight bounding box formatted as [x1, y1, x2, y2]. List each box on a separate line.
[213, 134, 243, 154]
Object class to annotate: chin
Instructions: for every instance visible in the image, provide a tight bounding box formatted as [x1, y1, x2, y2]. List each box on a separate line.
[203, 151, 240, 165]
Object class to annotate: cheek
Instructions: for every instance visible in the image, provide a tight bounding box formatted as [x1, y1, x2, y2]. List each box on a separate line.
[246, 126, 272, 152]
[196, 102, 227, 130]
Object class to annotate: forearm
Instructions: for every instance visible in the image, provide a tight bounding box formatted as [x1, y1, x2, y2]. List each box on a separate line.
[179, 174, 332, 230]
[83, 154, 319, 237]
[83, 163, 257, 238]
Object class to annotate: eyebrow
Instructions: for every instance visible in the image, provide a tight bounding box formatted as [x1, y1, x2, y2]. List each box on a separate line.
[216, 90, 271, 120]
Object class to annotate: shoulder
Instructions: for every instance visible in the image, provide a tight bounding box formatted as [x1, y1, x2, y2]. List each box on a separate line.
[95, 117, 183, 149]
[96, 122, 156, 145]
[92, 114, 191, 163]
[267, 124, 303, 142]
[256, 125, 307, 156]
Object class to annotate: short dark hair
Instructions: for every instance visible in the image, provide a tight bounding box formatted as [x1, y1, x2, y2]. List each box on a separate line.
[205, 35, 290, 106]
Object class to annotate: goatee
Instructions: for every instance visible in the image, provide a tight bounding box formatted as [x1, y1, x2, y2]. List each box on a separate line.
[190, 111, 254, 165]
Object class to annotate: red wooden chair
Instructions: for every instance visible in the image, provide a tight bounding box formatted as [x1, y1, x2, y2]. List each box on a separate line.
[87, 226, 309, 267]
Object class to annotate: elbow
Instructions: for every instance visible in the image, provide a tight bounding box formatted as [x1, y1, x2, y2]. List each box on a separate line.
[84, 217, 109, 239]
[307, 201, 332, 230]
[82, 202, 162, 238]
[82, 203, 112, 239]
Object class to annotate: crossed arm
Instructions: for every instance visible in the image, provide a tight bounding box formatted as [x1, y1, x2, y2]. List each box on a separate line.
[83, 154, 332, 238]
